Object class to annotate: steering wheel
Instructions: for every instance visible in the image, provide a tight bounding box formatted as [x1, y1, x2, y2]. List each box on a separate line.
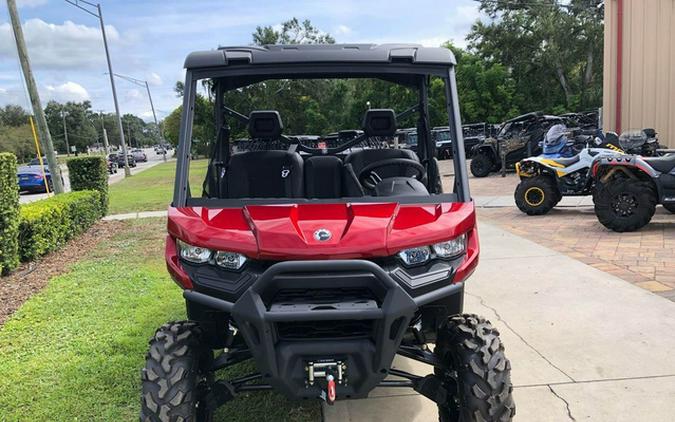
[358, 158, 426, 190]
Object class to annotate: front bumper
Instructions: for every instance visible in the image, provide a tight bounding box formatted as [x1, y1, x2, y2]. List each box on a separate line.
[184, 259, 463, 399]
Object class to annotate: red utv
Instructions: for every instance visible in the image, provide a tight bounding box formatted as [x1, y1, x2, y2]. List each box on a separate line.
[142, 44, 514, 421]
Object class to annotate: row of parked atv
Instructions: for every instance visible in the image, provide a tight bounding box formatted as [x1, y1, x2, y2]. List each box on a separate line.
[513, 124, 675, 232]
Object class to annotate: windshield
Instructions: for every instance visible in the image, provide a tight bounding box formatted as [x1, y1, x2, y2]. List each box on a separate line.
[433, 130, 452, 142]
[176, 68, 470, 206]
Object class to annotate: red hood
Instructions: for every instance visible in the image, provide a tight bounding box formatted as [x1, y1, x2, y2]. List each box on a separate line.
[167, 201, 475, 260]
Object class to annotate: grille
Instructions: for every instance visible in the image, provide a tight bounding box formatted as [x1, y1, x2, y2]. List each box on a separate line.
[270, 287, 378, 306]
[276, 320, 374, 340]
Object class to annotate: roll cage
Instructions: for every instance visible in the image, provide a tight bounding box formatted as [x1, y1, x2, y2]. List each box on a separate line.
[172, 44, 470, 207]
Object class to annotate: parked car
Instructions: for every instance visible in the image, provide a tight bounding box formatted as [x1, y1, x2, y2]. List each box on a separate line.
[470, 112, 563, 177]
[17, 165, 54, 193]
[110, 153, 137, 168]
[131, 149, 148, 162]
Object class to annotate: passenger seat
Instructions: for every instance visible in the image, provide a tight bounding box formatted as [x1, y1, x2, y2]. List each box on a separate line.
[227, 111, 304, 198]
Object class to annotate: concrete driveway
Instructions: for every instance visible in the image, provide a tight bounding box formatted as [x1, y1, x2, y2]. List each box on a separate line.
[324, 222, 675, 421]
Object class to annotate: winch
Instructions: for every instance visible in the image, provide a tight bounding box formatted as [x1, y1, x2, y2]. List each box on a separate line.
[306, 359, 346, 404]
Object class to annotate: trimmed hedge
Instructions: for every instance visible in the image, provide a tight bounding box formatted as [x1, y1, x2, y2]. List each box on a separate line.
[67, 156, 109, 215]
[18, 190, 102, 262]
[0, 153, 20, 275]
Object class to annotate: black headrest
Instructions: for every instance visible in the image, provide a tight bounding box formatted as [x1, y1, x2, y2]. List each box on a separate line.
[363, 109, 397, 137]
[248, 110, 283, 139]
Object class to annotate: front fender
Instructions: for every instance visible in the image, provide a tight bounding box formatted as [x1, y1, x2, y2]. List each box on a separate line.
[516, 158, 559, 179]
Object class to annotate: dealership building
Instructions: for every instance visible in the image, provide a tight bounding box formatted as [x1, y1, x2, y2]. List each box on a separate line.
[603, 0, 675, 148]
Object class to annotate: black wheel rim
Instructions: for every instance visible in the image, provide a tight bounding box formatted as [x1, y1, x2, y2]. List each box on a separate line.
[611, 193, 638, 217]
[524, 186, 545, 207]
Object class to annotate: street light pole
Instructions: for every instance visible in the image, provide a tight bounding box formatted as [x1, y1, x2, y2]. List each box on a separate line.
[144, 80, 163, 140]
[65, 0, 129, 176]
[110, 72, 166, 161]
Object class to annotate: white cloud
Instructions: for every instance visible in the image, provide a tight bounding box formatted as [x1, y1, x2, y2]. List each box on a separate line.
[456, 4, 481, 22]
[0, 19, 120, 69]
[0, 84, 31, 107]
[125, 88, 142, 101]
[335, 25, 352, 35]
[147, 72, 162, 86]
[44, 81, 89, 102]
[140, 110, 156, 121]
[413, 37, 450, 48]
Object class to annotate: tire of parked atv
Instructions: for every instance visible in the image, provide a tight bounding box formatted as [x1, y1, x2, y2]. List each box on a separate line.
[514, 176, 560, 215]
[593, 180, 657, 232]
[470, 153, 493, 178]
[141, 321, 214, 422]
[663, 203, 675, 213]
[434, 314, 515, 422]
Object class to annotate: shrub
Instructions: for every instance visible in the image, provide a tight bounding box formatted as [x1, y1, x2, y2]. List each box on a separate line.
[0, 153, 20, 274]
[18, 190, 102, 262]
[67, 156, 109, 215]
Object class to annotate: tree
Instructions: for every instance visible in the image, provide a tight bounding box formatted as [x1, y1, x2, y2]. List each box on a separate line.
[0, 105, 29, 127]
[0, 123, 34, 162]
[252, 18, 335, 45]
[468, 0, 604, 113]
[444, 43, 521, 123]
[44, 100, 98, 154]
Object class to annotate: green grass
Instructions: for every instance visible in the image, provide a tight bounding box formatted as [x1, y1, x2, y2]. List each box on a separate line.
[108, 160, 208, 214]
[0, 218, 320, 421]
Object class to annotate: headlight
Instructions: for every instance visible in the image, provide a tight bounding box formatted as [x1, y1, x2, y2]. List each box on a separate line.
[398, 246, 431, 266]
[177, 239, 212, 263]
[432, 234, 466, 258]
[214, 251, 247, 270]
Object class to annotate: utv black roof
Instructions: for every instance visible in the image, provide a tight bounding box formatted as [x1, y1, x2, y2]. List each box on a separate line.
[184, 44, 457, 69]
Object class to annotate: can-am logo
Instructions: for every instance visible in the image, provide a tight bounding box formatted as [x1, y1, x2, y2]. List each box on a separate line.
[313, 228, 332, 242]
[281, 169, 290, 178]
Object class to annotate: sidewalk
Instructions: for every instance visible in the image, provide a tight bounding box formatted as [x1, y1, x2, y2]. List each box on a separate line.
[323, 222, 675, 421]
[474, 195, 594, 208]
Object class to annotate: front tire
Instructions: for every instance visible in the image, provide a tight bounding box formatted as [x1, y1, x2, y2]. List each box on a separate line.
[435, 314, 515, 422]
[593, 179, 657, 232]
[470, 153, 493, 178]
[514, 176, 560, 215]
[141, 321, 214, 422]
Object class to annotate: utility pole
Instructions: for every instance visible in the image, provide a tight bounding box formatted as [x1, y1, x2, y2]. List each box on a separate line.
[62, 110, 70, 156]
[7, 0, 65, 193]
[65, 0, 129, 176]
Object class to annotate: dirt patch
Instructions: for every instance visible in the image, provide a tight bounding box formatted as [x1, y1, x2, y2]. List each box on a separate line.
[0, 220, 126, 325]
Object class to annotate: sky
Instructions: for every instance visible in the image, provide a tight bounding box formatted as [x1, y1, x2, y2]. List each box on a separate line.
[0, 0, 483, 121]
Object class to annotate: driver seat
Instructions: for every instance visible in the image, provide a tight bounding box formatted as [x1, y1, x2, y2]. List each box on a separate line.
[344, 108, 422, 181]
[344, 148, 421, 180]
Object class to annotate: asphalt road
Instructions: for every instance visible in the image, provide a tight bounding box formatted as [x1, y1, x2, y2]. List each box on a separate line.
[18, 148, 169, 205]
